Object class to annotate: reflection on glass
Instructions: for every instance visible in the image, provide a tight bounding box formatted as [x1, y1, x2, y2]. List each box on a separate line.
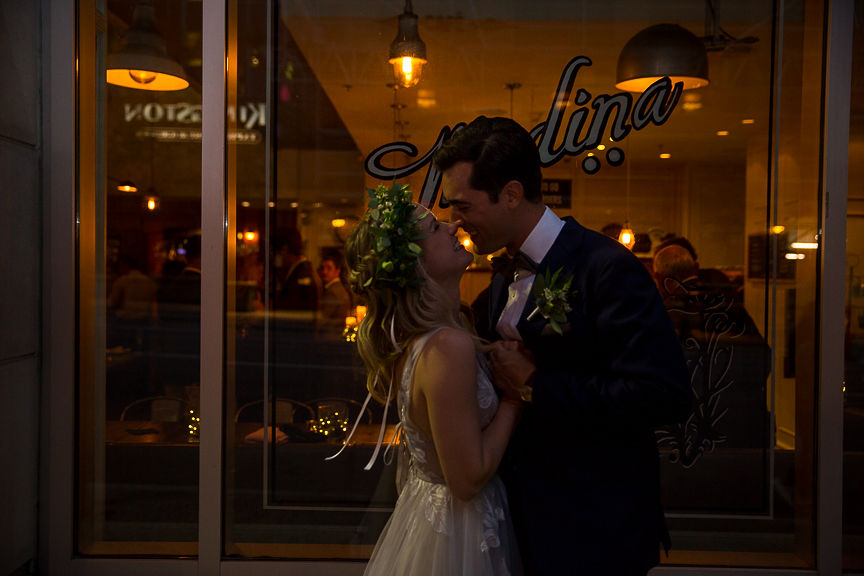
[77, 0, 202, 556]
[222, 0, 395, 559]
[257, 0, 821, 567]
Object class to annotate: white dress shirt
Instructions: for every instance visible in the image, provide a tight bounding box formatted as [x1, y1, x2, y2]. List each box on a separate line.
[496, 207, 565, 341]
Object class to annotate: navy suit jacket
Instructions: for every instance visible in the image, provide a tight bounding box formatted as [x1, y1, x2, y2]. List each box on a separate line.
[476, 217, 691, 576]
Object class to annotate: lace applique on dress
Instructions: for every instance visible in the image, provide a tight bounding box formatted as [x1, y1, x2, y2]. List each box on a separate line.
[423, 483, 452, 534]
[474, 489, 506, 552]
[476, 353, 498, 415]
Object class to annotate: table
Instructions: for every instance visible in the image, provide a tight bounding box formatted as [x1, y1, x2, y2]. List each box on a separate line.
[101, 420, 399, 543]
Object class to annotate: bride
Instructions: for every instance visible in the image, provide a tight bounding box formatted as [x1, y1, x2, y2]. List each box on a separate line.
[344, 183, 524, 576]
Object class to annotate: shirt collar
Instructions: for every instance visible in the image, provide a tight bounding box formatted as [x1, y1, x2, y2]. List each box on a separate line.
[519, 206, 564, 265]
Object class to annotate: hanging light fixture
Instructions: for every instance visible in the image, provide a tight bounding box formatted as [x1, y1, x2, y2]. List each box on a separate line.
[388, 0, 427, 89]
[615, 1, 758, 93]
[618, 142, 636, 250]
[106, 1, 189, 91]
[615, 23, 709, 92]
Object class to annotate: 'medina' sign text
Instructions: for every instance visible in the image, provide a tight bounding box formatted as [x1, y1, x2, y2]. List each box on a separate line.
[364, 56, 682, 207]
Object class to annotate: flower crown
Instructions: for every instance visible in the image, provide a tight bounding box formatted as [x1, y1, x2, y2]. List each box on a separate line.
[364, 182, 429, 290]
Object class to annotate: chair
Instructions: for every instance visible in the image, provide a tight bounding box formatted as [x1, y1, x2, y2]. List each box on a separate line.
[234, 398, 315, 425]
[120, 395, 189, 422]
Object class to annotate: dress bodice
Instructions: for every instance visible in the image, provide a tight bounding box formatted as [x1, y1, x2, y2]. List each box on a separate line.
[397, 328, 499, 484]
[363, 328, 521, 575]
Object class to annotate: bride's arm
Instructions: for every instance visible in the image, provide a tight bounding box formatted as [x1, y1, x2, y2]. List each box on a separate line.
[415, 327, 522, 501]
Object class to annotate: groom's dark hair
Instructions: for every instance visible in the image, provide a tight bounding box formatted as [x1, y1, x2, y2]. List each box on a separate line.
[433, 116, 543, 204]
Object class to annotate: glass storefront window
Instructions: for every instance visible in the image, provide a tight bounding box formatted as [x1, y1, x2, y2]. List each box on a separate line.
[223, 1, 393, 558]
[219, 0, 823, 566]
[74, 0, 845, 569]
[77, 0, 202, 555]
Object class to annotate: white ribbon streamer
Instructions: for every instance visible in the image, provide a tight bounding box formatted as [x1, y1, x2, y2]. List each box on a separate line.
[326, 317, 403, 468]
[362, 372, 394, 470]
[325, 387, 376, 462]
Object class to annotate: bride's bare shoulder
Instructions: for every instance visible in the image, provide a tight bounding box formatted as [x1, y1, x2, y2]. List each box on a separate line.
[422, 327, 474, 356]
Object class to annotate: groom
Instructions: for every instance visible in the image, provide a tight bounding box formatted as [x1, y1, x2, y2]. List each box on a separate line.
[434, 116, 691, 576]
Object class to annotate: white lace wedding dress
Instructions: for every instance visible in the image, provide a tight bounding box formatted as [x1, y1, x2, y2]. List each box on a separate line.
[364, 329, 522, 576]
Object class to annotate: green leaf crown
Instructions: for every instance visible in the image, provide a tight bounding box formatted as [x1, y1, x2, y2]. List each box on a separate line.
[364, 182, 428, 290]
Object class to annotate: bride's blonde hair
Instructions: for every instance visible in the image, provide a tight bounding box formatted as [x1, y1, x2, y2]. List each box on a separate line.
[346, 213, 470, 404]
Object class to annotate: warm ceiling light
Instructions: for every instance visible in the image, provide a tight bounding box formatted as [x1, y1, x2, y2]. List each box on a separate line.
[244, 231, 257, 241]
[331, 218, 347, 228]
[117, 180, 138, 193]
[145, 196, 159, 211]
[618, 223, 636, 250]
[716, 130, 729, 136]
[660, 152, 672, 159]
[682, 101, 703, 111]
[416, 90, 437, 109]
[241, 201, 250, 208]
[681, 92, 703, 110]
[616, 24, 709, 92]
[791, 242, 819, 250]
[785, 253, 805, 260]
[742, 118, 755, 125]
[771, 225, 786, 234]
[106, 2, 189, 91]
[388, 0, 427, 88]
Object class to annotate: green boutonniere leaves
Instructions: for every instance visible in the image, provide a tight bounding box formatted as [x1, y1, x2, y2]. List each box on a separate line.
[529, 267, 578, 335]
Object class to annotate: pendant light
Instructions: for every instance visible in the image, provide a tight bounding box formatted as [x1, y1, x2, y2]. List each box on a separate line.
[388, 0, 427, 88]
[615, 1, 758, 93]
[618, 142, 636, 250]
[618, 224, 636, 250]
[615, 23, 709, 92]
[117, 180, 138, 193]
[106, 1, 189, 91]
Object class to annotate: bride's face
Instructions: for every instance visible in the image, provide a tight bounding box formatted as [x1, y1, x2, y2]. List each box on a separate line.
[415, 205, 473, 284]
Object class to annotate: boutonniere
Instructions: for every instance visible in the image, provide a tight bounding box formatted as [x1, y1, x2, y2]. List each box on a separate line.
[527, 267, 578, 335]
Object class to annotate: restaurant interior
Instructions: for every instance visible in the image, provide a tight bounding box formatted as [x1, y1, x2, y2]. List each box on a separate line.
[75, 0, 863, 569]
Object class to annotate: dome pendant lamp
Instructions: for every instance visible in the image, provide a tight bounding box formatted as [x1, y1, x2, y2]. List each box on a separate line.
[388, 0, 427, 88]
[615, 23, 709, 93]
[106, 1, 189, 91]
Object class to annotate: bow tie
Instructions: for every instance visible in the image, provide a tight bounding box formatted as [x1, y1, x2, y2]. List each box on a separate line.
[490, 251, 538, 282]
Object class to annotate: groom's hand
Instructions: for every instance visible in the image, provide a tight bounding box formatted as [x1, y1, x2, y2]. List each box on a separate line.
[489, 340, 536, 401]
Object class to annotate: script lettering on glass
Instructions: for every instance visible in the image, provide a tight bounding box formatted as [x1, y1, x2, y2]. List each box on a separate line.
[364, 56, 683, 207]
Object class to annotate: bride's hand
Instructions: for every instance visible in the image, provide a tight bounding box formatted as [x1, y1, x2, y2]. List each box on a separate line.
[488, 340, 535, 401]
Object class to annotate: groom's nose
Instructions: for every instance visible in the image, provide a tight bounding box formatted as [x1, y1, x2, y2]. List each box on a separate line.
[449, 205, 466, 223]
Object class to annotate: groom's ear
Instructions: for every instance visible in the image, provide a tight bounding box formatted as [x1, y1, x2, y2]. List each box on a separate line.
[500, 180, 524, 208]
